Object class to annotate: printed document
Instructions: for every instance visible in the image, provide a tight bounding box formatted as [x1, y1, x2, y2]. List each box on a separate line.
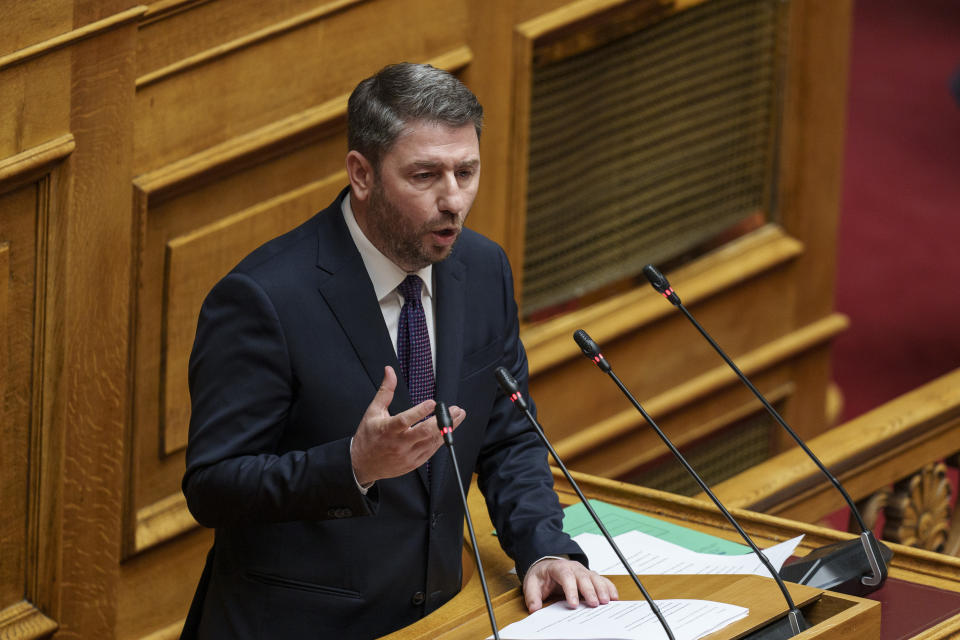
[490, 599, 748, 640]
[573, 531, 803, 577]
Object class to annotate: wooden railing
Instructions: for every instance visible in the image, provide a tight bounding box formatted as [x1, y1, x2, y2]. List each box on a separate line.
[706, 369, 960, 556]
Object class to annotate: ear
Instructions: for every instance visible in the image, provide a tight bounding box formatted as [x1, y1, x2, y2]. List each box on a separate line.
[346, 150, 375, 203]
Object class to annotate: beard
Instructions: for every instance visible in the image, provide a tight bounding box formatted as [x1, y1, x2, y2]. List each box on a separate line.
[365, 181, 463, 271]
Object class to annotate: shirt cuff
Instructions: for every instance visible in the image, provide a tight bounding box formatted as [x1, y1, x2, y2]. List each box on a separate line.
[349, 437, 375, 495]
[529, 554, 570, 570]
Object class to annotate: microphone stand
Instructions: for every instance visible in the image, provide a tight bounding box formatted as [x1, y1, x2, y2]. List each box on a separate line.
[495, 367, 677, 640]
[435, 402, 500, 639]
[642, 264, 891, 595]
[573, 330, 808, 637]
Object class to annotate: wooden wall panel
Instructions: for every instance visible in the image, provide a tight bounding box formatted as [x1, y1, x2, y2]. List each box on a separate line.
[136, 0, 364, 80]
[48, 12, 141, 637]
[162, 173, 346, 453]
[130, 126, 353, 519]
[0, 127, 74, 640]
[0, 187, 30, 609]
[133, 0, 469, 173]
[0, 54, 71, 159]
[0, 2, 72, 58]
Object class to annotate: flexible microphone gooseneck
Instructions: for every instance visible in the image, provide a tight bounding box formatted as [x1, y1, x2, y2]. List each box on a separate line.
[434, 401, 500, 639]
[642, 264, 891, 595]
[573, 330, 808, 637]
[493, 367, 677, 640]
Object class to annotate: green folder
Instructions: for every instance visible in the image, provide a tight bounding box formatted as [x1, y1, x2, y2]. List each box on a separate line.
[562, 499, 751, 555]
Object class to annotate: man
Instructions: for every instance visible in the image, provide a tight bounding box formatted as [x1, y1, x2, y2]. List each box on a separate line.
[181, 62, 615, 639]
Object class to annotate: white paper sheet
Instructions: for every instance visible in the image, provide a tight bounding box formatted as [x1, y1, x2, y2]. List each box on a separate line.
[490, 599, 749, 640]
[572, 531, 803, 578]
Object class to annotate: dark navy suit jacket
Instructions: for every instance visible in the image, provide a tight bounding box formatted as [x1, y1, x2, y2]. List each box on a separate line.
[181, 189, 584, 639]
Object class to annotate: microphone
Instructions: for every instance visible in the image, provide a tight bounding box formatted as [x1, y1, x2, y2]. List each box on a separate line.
[494, 367, 677, 640]
[642, 264, 892, 595]
[435, 401, 500, 639]
[573, 330, 808, 637]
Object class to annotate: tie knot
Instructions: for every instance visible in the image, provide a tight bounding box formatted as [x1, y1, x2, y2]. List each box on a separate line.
[398, 275, 422, 305]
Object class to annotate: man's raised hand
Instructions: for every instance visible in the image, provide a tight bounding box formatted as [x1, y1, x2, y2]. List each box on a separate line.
[350, 366, 465, 485]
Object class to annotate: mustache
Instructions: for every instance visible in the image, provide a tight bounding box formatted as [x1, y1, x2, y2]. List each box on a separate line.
[426, 212, 463, 231]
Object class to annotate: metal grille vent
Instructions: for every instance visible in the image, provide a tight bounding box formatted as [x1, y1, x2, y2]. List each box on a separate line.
[522, 0, 786, 316]
[623, 409, 775, 497]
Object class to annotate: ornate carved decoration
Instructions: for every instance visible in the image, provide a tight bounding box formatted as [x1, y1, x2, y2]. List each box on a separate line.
[852, 489, 891, 533]
[884, 462, 952, 552]
[944, 453, 960, 556]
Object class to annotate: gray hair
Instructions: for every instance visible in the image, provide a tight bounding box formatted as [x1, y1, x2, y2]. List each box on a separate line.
[347, 62, 484, 169]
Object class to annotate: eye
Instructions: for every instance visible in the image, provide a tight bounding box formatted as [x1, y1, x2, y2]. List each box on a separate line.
[456, 169, 475, 180]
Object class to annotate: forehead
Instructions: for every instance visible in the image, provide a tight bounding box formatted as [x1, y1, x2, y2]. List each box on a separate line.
[384, 120, 480, 166]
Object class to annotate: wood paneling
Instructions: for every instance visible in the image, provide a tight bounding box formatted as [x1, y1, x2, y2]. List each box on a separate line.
[0, 602, 58, 640]
[0, 2, 72, 58]
[162, 174, 346, 453]
[137, 0, 366, 84]
[0, 54, 71, 159]
[133, 0, 469, 173]
[0, 177, 45, 630]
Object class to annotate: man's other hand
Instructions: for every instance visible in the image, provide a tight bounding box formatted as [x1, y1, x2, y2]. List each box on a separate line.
[522, 558, 618, 613]
[351, 366, 465, 485]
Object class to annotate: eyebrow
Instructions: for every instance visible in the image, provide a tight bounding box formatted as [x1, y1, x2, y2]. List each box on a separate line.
[409, 158, 480, 170]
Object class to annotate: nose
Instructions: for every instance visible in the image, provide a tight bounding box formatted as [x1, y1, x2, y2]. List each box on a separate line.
[437, 171, 465, 217]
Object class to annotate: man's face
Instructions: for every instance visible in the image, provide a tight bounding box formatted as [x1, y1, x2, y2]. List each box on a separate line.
[359, 120, 481, 272]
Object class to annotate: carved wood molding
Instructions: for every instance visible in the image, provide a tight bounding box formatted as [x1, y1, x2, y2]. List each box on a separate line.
[0, 601, 58, 639]
[0, 6, 147, 71]
[523, 224, 805, 375]
[134, 492, 198, 554]
[0, 135, 75, 196]
[137, 0, 368, 87]
[141, 0, 218, 23]
[853, 489, 890, 533]
[132, 45, 472, 206]
[880, 462, 954, 554]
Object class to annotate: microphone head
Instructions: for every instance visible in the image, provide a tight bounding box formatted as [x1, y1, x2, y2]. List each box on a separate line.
[643, 264, 681, 305]
[494, 367, 529, 410]
[573, 329, 612, 372]
[494, 366, 519, 394]
[435, 400, 454, 445]
[573, 329, 601, 358]
[642, 264, 670, 293]
[435, 400, 452, 429]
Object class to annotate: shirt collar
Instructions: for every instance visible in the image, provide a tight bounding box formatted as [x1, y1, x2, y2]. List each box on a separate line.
[342, 192, 433, 302]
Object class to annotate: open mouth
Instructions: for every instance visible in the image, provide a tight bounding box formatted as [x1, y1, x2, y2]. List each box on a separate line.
[431, 227, 459, 245]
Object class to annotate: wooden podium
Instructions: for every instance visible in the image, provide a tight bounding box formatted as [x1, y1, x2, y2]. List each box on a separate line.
[382, 469, 960, 639]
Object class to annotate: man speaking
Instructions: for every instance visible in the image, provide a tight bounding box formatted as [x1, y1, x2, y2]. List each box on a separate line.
[180, 62, 615, 639]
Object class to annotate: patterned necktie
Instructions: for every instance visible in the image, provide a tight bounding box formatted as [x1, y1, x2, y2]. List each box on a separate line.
[397, 275, 435, 406]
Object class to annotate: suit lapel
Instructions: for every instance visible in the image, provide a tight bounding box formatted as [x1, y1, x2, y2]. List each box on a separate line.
[313, 196, 412, 417]
[427, 251, 466, 497]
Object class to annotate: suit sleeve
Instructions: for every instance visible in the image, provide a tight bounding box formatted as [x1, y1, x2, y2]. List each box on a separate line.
[474, 249, 587, 577]
[182, 271, 376, 528]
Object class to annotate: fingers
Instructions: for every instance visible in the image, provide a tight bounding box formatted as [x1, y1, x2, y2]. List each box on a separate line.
[366, 366, 398, 415]
[525, 588, 544, 613]
[522, 560, 616, 613]
[556, 566, 582, 609]
[395, 398, 437, 429]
